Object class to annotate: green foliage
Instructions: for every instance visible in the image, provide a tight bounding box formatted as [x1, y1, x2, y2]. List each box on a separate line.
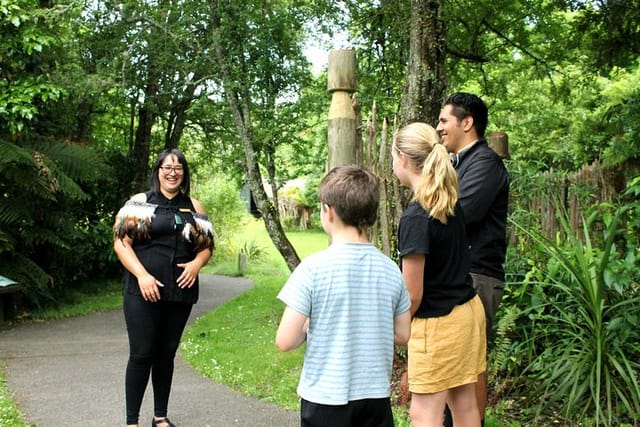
[593, 65, 640, 167]
[27, 279, 122, 320]
[239, 240, 265, 261]
[571, 0, 640, 71]
[0, 0, 120, 309]
[279, 185, 305, 206]
[0, 0, 65, 134]
[344, 0, 411, 119]
[194, 175, 246, 241]
[0, 138, 116, 307]
[489, 304, 519, 382]
[506, 194, 640, 426]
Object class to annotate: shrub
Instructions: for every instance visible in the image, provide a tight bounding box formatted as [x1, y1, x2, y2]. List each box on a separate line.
[505, 191, 640, 426]
[194, 175, 247, 246]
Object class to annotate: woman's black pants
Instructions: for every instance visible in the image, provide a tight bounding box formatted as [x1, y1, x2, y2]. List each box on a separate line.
[123, 294, 193, 425]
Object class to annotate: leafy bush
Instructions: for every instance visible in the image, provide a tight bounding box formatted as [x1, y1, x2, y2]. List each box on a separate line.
[503, 186, 640, 425]
[0, 140, 116, 308]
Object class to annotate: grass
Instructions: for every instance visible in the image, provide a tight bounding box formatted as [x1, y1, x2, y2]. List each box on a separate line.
[27, 279, 123, 320]
[0, 374, 31, 427]
[183, 218, 327, 409]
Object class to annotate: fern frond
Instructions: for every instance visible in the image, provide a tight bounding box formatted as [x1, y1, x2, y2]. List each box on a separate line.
[0, 199, 24, 226]
[0, 140, 34, 164]
[490, 304, 519, 375]
[1, 141, 55, 200]
[0, 252, 54, 307]
[31, 138, 108, 182]
[0, 229, 15, 253]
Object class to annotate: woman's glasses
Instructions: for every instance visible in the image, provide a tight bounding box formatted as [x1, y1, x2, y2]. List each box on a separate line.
[160, 165, 184, 175]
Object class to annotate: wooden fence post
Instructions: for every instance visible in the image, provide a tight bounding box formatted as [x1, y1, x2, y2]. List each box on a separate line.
[488, 131, 510, 159]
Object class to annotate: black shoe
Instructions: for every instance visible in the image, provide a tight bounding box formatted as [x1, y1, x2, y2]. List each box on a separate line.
[151, 417, 176, 427]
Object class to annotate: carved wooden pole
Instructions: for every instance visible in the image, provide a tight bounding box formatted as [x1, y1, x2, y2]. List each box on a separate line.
[327, 49, 357, 169]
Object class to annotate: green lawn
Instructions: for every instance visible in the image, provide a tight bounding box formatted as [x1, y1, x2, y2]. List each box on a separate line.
[0, 374, 29, 427]
[185, 218, 506, 426]
[183, 218, 328, 409]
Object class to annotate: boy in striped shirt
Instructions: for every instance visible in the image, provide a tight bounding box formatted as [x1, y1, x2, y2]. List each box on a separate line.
[276, 165, 411, 427]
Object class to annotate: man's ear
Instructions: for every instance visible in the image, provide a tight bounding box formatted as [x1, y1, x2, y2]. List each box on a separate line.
[462, 116, 474, 132]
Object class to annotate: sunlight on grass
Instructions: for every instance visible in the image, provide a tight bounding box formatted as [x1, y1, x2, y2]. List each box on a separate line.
[187, 218, 508, 426]
[204, 217, 328, 277]
[233, 217, 328, 261]
[184, 219, 326, 409]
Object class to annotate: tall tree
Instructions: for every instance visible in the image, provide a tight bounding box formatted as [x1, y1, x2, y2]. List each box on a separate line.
[1, 0, 111, 304]
[205, 0, 324, 271]
[399, 0, 448, 125]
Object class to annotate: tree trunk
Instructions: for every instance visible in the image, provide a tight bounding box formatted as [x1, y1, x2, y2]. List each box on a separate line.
[232, 94, 300, 272]
[209, 8, 301, 271]
[165, 85, 196, 150]
[132, 82, 157, 193]
[399, 0, 448, 126]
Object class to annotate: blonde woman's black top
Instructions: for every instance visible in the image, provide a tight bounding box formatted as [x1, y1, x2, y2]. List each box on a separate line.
[397, 201, 475, 318]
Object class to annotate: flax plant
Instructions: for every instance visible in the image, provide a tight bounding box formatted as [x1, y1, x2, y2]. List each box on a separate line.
[511, 200, 640, 426]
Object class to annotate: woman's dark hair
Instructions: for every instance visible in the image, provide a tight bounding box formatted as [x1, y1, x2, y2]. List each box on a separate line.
[149, 148, 191, 195]
[442, 92, 488, 138]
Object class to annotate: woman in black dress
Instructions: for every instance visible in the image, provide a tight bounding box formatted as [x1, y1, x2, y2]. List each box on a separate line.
[113, 149, 213, 427]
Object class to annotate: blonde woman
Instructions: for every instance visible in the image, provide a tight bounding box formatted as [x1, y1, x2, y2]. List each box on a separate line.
[392, 122, 486, 427]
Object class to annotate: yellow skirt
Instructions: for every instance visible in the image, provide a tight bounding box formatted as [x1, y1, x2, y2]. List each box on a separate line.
[408, 295, 486, 394]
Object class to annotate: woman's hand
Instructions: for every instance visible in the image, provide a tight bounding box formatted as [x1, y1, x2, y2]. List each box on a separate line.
[138, 273, 164, 302]
[176, 260, 200, 288]
[176, 244, 211, 289]
[113, 232, 164, 302]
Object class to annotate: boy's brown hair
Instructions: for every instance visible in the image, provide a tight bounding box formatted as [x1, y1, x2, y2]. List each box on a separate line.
[318, 165, 380, 235]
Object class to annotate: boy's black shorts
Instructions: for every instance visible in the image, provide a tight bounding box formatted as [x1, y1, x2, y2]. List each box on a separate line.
[301, 397, 394, 427]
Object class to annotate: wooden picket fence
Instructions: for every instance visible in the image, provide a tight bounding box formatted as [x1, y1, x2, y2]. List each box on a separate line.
[359, 103, 404, 259]
[515, 160, 624, 239]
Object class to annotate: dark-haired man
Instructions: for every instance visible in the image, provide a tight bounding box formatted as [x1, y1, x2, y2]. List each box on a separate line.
[437, 92, 510, 426]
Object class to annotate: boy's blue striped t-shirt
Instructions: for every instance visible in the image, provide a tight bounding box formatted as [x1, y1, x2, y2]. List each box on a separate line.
[277, 242, 410, 405]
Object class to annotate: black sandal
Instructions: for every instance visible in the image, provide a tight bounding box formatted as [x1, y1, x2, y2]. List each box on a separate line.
[151, 417, 176, 427]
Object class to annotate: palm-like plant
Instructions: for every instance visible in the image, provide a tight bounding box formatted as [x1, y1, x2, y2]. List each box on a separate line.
[511, 192, 640, 425]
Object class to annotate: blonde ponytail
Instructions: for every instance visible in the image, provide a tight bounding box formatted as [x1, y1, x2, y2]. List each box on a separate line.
[393, 122, 459, 223]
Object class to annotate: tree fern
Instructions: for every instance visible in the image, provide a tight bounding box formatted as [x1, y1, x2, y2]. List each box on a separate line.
[1, 138, 114, 306]
[0, 252, 53, 307]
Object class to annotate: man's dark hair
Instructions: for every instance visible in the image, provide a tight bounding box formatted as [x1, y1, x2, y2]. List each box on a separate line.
[443, 92, 488, 138]
[318, 165, 380, 235]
